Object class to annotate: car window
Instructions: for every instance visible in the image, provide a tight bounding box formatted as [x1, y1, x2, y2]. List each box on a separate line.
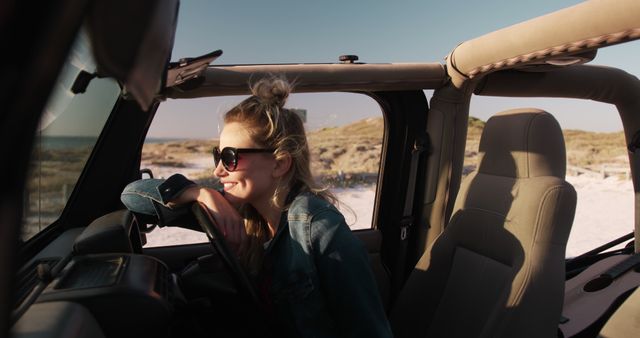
[142, 93, 383, 247]
[463, 96, 632, 258]
[22, 32, 120, 241]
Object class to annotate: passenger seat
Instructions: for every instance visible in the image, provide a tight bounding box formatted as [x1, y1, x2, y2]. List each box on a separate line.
[598, 286, 640, 337]
[390, 108, 577, 338]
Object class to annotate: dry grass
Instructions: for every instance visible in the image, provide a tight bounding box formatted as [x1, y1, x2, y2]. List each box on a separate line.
[142, 140, 215, 166]
[140, 117, 385, 180]
[464, 118, 628, 173]
[139, 116, 628, 183]
[27, 147, 91, 193]
[307, 117, 383, 176]
[563, 129, 628, 169]
[464, 117, 485, 170]
[24, 146, 93, 223]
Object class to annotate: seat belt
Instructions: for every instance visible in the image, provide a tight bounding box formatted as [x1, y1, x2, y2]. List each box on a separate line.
[392, 132, 429, 300]
[627, 131, 640, 253]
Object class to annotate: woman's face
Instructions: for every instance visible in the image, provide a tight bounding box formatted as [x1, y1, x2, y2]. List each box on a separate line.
[214, 122, 278, 207]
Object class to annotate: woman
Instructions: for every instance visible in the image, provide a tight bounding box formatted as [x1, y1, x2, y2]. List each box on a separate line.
[121, 77, 393, 338]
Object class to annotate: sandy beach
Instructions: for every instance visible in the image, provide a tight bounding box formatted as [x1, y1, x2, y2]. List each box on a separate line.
[144, 170, 634, 258]
[565, 175, 633, 257]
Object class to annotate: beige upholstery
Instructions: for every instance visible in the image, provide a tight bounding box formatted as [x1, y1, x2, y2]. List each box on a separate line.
[166, 63, 446, 98]
[390, 108, 577, 338]
[446, 0, 640, 88]
[598, 286, 640, 338]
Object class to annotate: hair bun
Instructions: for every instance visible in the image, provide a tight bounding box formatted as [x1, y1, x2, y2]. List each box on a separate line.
[251, 77, 291, 109]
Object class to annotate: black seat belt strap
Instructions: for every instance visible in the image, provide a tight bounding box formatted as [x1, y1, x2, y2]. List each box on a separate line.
[627, 131, 640, 253]
[392, 132, 429, 299]
[400, 139, 425, 240]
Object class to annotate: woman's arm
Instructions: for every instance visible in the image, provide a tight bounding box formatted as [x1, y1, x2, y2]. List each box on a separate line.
[171, 185, 246, 249]
[121, 174, 245, 248]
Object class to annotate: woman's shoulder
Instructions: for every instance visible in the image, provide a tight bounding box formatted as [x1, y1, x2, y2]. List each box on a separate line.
[287, 192, 348, 231]
[288, 193, 360, 255]
[288, 191, 339, 217]
[288, 192, 349, 238]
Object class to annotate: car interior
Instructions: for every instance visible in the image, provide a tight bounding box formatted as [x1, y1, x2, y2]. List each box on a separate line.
[2, 0, 640, 337]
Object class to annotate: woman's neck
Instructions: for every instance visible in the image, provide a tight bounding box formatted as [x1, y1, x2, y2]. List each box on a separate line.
[264, 209, 281, 238]
[253, 191, 288, 238]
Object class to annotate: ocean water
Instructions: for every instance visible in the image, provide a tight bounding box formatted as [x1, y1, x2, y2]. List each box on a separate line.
[36, 136, 188, 151]
[145, 137, 187, 144]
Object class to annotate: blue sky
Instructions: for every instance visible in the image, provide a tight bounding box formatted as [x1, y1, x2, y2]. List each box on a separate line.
[149, 0, 640, 138]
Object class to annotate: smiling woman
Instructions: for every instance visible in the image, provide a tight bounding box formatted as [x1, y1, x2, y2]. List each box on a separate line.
[140, 90, 384, 247]
[123, 77, 391, 337]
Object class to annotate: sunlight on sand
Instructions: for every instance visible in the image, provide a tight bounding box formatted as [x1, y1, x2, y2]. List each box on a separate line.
[145, 175, 634, 259]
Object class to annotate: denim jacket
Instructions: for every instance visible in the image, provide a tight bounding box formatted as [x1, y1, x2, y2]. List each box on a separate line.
[120, 175, 392, 338]
[120, 174, 204, 231]
[266, 192, 392, 338]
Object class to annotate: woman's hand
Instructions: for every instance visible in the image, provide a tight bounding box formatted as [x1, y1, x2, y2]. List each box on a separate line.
[169, 186, 246, 251]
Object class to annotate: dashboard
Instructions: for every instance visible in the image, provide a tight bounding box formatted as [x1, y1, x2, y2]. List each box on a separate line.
[12, 210, 178, 338]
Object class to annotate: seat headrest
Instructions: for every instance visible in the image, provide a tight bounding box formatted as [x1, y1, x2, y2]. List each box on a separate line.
[477, 108, 566, 178]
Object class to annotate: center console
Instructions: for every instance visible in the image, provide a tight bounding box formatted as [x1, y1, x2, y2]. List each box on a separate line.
[37, 253, 174, 338]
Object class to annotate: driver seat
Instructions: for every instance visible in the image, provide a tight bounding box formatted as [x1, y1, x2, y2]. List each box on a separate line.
[390, 108, 577, 338]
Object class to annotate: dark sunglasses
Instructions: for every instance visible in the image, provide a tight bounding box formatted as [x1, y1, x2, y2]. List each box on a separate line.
[212, 146, 275, 171]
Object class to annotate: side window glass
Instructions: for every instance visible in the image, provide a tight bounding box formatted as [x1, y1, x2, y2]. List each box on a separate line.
[142, 93, 383, 247]
[23, 32, 120, 241]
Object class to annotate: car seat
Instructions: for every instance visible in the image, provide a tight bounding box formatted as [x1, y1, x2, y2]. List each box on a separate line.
[390, 108, 577, 338]
[597, 282, 640, 337]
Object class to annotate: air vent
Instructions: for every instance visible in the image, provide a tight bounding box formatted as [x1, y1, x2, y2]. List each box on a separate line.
[56, 256, 124, 289]
[14, 258, 61, 308]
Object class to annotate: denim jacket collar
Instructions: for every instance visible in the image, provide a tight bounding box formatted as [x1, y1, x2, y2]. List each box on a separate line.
[262, 182, 303, 253]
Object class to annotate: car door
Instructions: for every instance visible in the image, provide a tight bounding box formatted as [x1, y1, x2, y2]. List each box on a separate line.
[3, 1, 180, 337]
[0, 3, 89, 335]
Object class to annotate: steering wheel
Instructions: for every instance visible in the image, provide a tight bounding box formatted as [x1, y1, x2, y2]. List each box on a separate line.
[190, 202, 262, 307]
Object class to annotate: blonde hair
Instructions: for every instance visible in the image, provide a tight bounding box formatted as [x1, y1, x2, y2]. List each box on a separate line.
[224, 76, 336, 274]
